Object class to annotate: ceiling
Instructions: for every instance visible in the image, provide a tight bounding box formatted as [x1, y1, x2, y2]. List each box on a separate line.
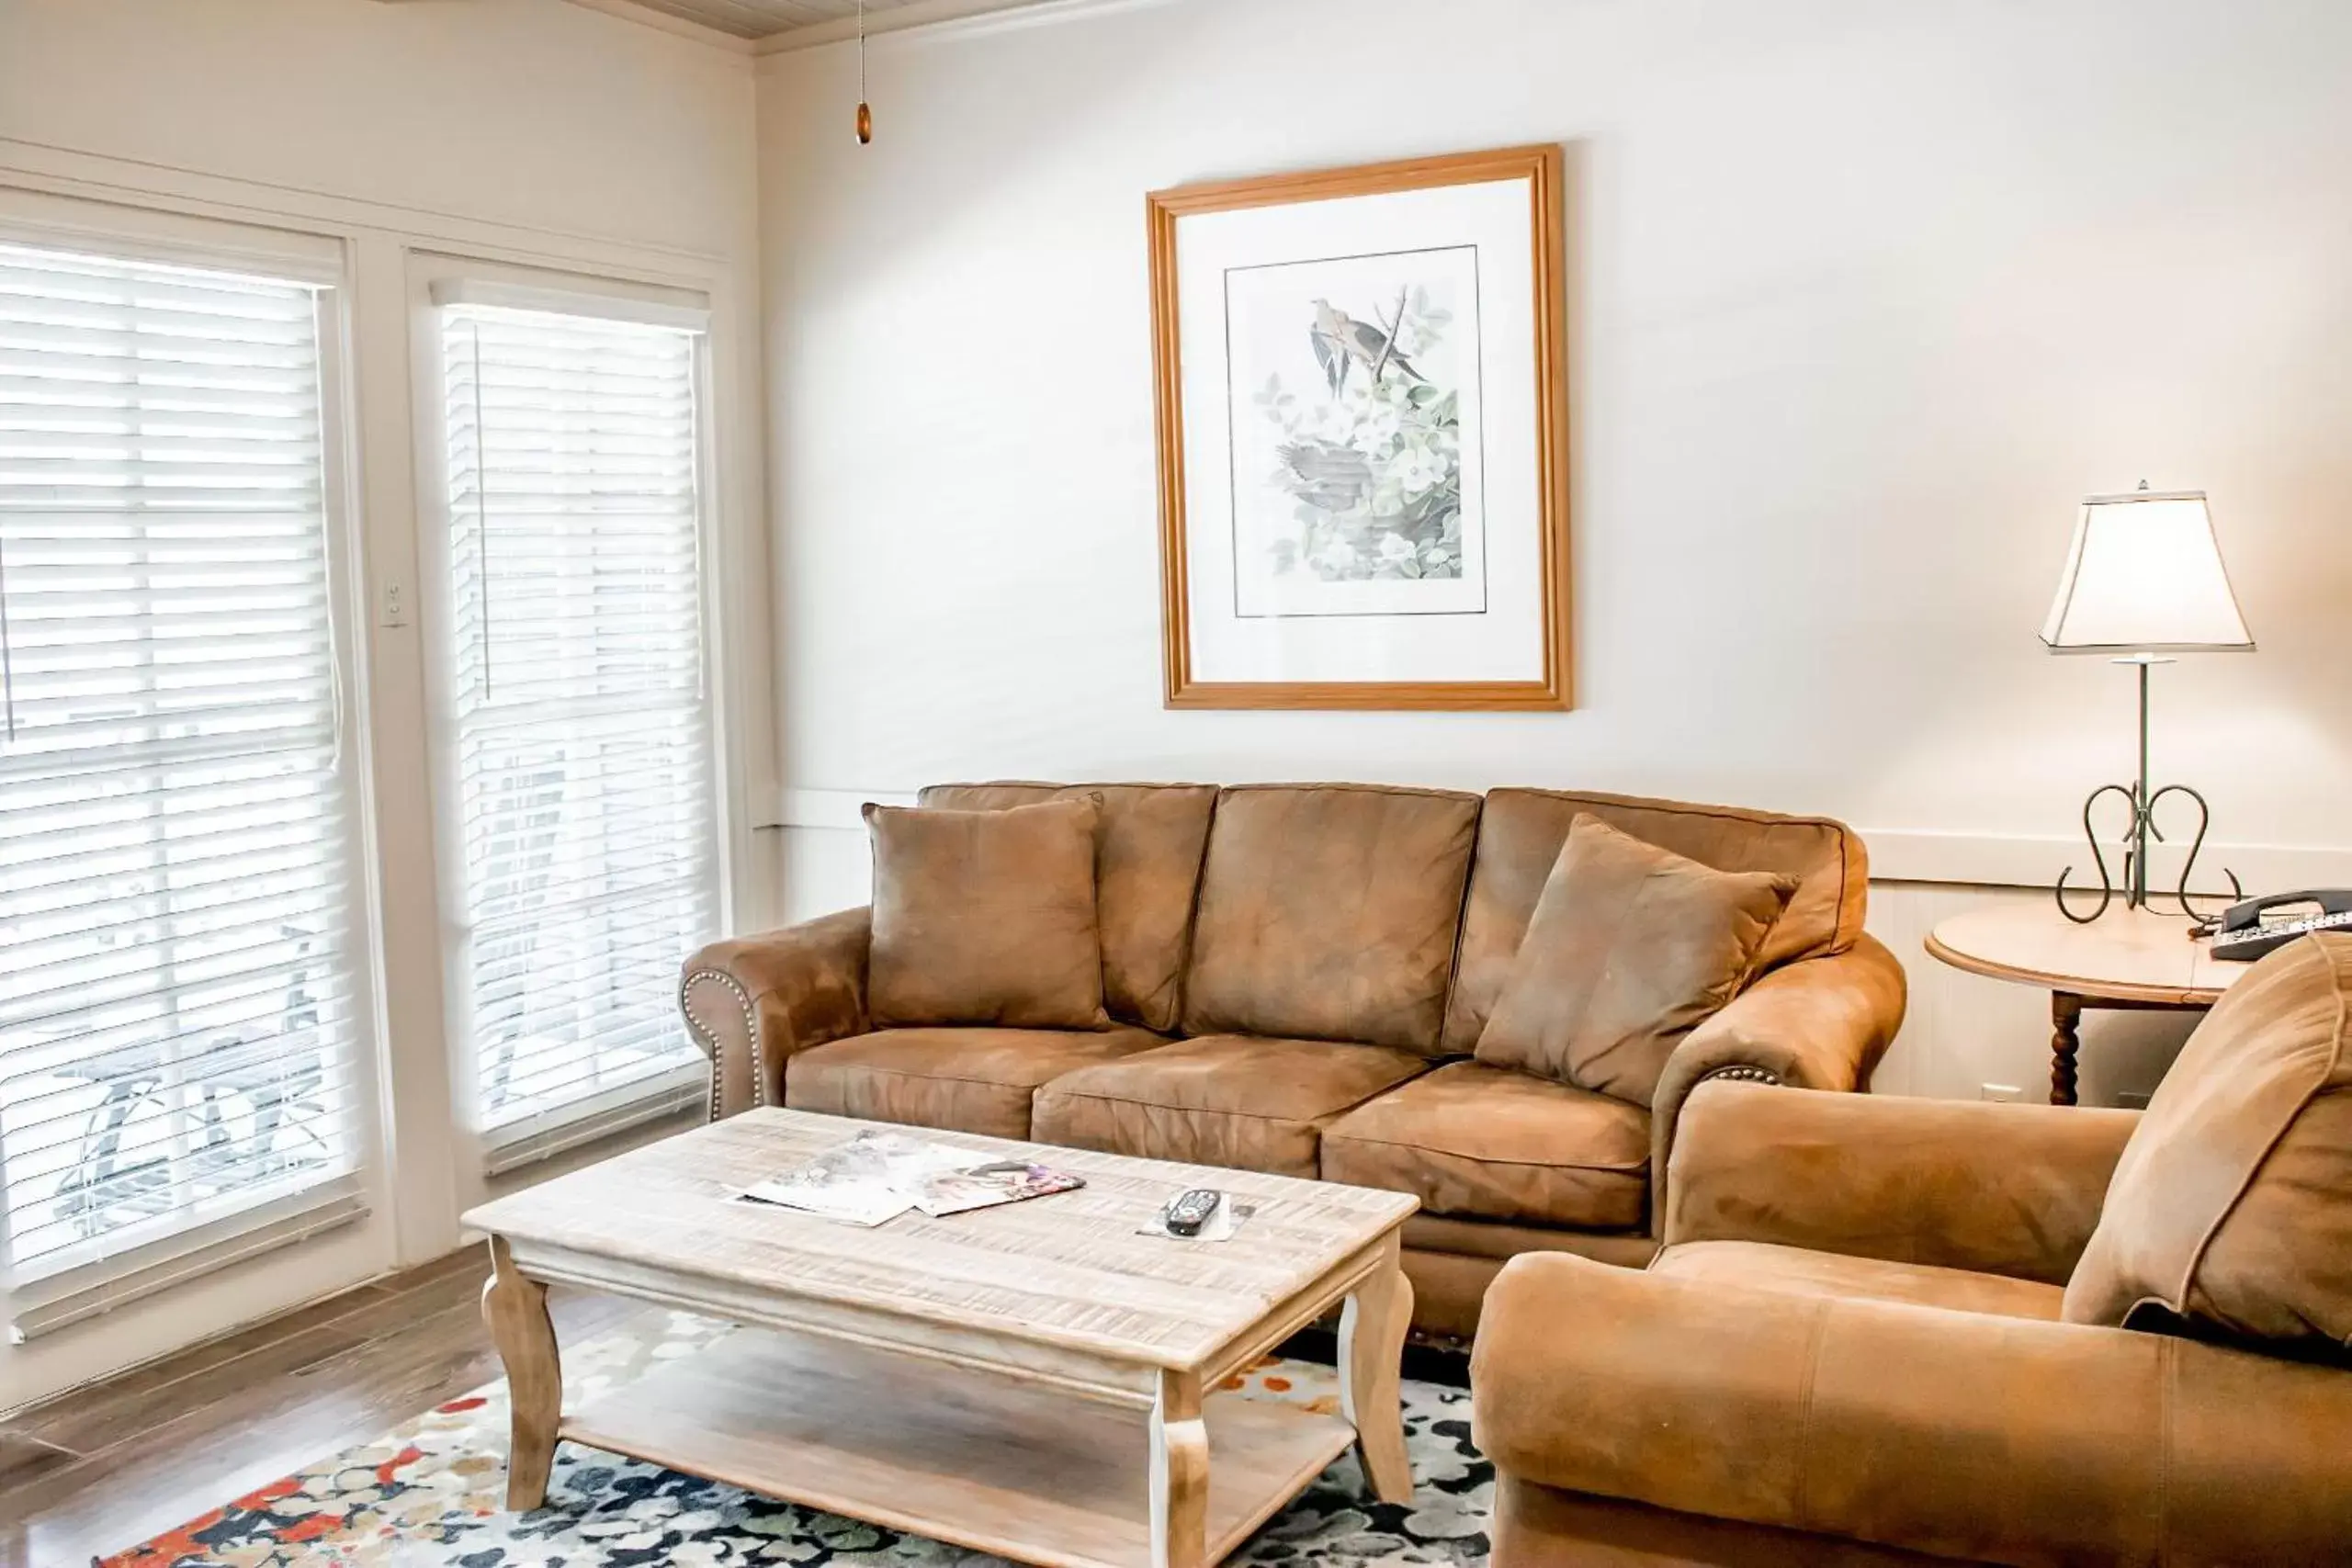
[611, 0, 1057, 42]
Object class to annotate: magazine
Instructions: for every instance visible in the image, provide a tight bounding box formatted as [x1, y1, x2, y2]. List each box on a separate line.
[736, 1130, 1085, 1226]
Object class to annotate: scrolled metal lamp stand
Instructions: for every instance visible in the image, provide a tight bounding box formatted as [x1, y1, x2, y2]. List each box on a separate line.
[2055, 659, 2241, 924]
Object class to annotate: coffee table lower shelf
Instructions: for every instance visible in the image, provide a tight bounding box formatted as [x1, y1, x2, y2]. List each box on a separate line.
[557, 1327, 1360, 1568]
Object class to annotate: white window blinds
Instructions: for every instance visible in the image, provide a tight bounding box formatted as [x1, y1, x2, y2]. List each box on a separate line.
[0, 241, 363, 1284]
[437, 302, 717, 1154]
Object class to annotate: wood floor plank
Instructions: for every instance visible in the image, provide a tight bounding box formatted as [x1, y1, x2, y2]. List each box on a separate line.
[6, 1280, 401, 1452]
[0, 1247, 649, 1568]
[0, 1433, 74, 1495]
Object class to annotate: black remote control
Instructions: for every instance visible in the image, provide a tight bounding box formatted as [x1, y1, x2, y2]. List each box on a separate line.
[1163, 1188, 1222, 1237]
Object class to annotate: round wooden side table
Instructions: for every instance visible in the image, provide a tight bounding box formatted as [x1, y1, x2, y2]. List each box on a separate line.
[1924, 904, 2245, 1106]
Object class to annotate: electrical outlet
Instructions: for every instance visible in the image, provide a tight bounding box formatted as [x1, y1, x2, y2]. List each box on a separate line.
[1980, 1082, 2023, 1103]
[379, 581, 410, 627]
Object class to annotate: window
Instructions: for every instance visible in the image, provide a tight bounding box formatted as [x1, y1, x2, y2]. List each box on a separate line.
[435, 296, 718, 1162]
[0, 240, 366, 1285]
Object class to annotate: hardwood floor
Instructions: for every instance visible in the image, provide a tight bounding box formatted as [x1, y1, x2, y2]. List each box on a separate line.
[0, 1247, 649, 1568]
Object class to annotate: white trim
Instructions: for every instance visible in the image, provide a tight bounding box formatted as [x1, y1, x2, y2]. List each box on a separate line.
[772, 785, 917, 831]
[751, 0, 1187, 57]
[766, 788, 2352, 894]
[548, 0, 759, 54]
[430, 276, 711, 333]
[0, 136, 728, 277]
[0, 186, 344, 282]
[1858, 829, 2352, 895]
[8, 1187, 369, 1345]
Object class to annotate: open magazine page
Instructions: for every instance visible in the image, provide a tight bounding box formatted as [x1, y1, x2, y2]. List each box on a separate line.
[911, 1160, 1084, 1217]
[737, 1130, 1083, 1226]
[737, 1131, 967, 1226]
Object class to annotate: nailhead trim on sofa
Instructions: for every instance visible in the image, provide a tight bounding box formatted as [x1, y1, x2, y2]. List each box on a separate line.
[679, 967, 763, 1120]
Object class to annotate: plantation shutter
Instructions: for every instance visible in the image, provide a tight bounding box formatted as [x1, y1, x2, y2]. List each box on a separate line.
[0, 240, 365, 1288]
[435, 299, 717, 1161]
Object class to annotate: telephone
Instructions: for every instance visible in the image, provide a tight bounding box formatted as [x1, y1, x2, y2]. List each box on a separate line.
[2202, 890, 2352, 963]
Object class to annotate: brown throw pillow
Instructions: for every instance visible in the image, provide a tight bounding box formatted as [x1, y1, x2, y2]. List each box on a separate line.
[2062, 933, 2352, 1350]
[1474, 815, 1796, 1106]
[864, 796, 1110, 1030]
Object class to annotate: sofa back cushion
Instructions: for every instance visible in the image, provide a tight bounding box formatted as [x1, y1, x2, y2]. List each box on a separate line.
[919, 782, 1216, 1033]
[2063, 933, 2352, 1351]
[1442, 789, 1867, 1054]
[1181, 784, 1480, 1054]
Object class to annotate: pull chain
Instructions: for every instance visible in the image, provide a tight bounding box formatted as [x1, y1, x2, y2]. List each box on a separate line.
[854, 0, 873, 145]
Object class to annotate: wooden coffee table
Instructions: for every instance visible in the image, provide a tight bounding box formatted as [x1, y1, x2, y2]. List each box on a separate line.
[459, 1108, 1419, 1568]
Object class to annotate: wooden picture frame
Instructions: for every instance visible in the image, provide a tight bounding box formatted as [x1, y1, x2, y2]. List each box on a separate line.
[1148, 145, 1570, 711]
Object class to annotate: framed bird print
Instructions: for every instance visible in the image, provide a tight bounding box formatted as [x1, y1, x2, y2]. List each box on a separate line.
[1148, 144, 1570, 710]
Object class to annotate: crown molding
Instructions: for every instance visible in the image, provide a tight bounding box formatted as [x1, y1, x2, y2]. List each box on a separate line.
[550, 0, 757, 54]
[752, 0, 1185, 57]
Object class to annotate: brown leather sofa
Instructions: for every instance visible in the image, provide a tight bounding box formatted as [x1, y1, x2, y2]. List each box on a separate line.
[1472, 932, 2352, 1567]
[681, 781, 1907, 1337]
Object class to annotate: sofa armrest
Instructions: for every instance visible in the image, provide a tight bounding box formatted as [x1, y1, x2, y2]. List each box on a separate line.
[1665, 1078, 2138, 1284]
[1646, 934, 1906, 1235]
[679, 907, 871, 1120]
[1472, 1251, 2352, 1567]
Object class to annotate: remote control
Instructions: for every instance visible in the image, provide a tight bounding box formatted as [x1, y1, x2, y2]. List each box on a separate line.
[1163, 1188, 1222, 1237]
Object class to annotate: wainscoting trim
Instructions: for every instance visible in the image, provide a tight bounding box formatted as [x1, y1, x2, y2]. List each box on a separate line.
[768, 788, 2352, 892]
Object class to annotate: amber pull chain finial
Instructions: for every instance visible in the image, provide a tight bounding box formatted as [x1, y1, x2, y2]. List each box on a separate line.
[854, 0, 873, 145]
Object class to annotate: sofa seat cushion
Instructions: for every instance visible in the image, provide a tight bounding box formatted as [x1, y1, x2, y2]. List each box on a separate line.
[1181, 784, 1481, 1054]
[1653, 1240, 2065, 1322]
[1319, 1061, 1652, 1230]
[785, 1026, 1165, 1141]
[1031, 1033, 1430, 1179]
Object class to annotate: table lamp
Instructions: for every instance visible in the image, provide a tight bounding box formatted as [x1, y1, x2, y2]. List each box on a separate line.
[2041, 482, 2254, 921]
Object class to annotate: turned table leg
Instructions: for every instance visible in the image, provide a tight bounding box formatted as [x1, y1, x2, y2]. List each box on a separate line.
[2050, 992, 2084, 1107]
[1149, 1368, 1209, 1568]
[482, 1235, 562, 1510]
[1339, 1242, 1415, 1505]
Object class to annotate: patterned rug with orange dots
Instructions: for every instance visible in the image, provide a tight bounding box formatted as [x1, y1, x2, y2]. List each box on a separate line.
[102, 1311, 1490, 1566]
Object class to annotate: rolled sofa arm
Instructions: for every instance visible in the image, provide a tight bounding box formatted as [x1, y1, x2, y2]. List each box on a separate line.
[1473, 1250, 2352, 1567]
[1646, 932, 1907, 1235]
[1666, 1078, 2139, 1284]
[679, 907, 871, 1121]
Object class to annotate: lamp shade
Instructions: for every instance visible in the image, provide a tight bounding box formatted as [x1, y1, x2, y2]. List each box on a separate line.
[2040, 488, 2254, 653]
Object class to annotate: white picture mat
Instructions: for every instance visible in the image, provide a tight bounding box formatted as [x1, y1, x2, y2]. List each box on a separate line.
[1176, 176, 1544, 685]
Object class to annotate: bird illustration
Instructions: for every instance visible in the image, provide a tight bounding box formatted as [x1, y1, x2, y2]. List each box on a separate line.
[1309, 293, 1426, 398]
[1276, 436, 1374, 513]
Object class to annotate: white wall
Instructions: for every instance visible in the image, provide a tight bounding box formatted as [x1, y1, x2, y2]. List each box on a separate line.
[0, 0, 771, 1418]
[755, 0, 2350, 1099]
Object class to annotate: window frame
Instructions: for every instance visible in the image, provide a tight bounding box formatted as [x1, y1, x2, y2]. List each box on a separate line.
[0, 205, 391, 1326]
[406, 255, 729, 1184]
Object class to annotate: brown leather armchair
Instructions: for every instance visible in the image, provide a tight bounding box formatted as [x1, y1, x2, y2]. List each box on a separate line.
[1471, 934, 2352, 1567]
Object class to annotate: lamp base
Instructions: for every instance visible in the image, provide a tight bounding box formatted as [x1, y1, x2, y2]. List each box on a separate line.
[2053, 658, 2240, 923]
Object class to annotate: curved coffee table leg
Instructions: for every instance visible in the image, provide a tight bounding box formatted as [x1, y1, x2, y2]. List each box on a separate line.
[1340, 1245, 1414, 1504]
[2051, 992, 2084, 1107]
[1149, 1368, 1209, 1568]
[482, 1235, 562, 1510]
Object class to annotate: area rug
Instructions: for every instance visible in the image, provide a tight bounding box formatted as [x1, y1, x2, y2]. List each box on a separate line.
[101, 1311, 1490, 1566]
